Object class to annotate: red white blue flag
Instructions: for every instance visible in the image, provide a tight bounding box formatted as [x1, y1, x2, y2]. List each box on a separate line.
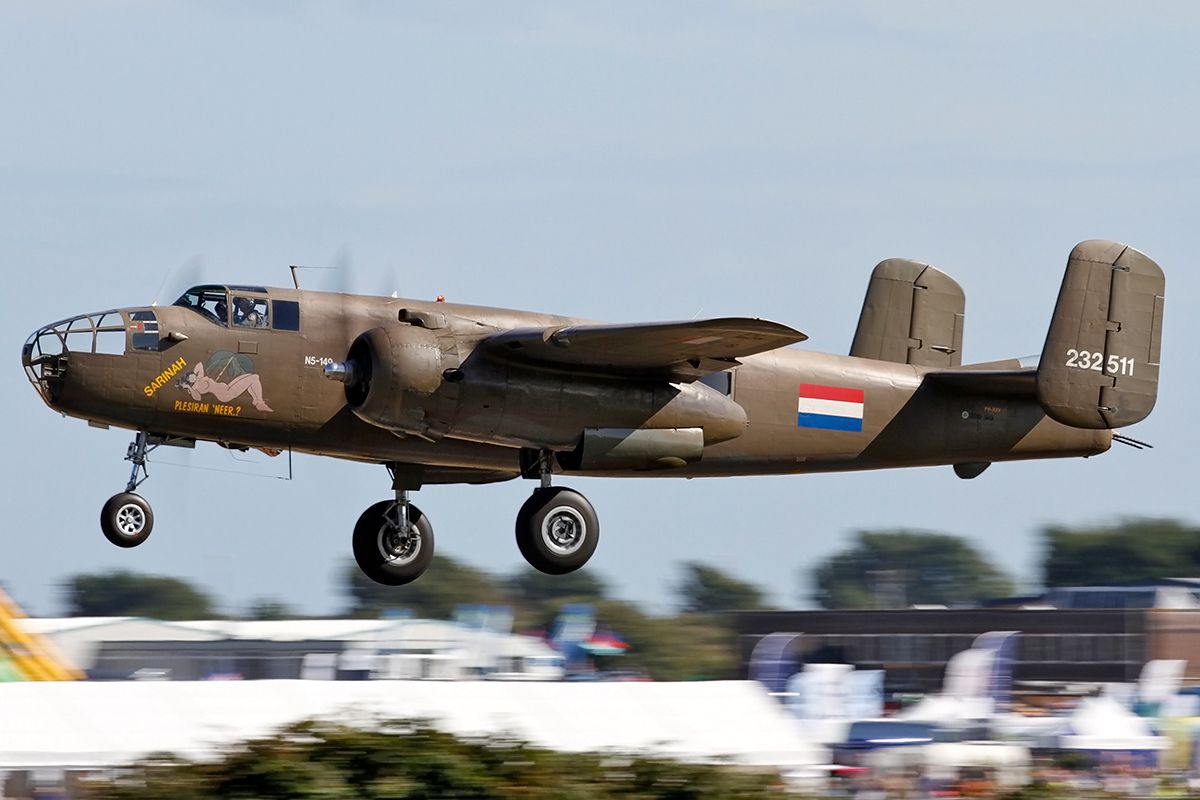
[797, 384, 865, 432]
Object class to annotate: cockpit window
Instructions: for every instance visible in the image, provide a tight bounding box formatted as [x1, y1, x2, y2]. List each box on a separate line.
[174, 286, 229, 326]
[232, 296, 268, 329]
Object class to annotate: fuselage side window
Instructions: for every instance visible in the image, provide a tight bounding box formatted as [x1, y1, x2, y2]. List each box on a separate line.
[272, 300, 300, 331]
[129, 310, 160, 352]
[232, 296, 269, 329]
[699, 370, 733, 396]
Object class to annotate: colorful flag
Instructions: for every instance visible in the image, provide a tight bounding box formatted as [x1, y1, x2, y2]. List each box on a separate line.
[797, 384, 865, 432]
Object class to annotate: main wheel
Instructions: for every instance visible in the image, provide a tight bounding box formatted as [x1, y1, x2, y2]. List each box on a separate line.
[101, 492, 154, 548]
[352, 500, 435, 586]
[515, 487, 599, 575]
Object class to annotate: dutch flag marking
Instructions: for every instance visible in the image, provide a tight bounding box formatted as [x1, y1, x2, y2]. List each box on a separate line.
[797, 384, 865, 432]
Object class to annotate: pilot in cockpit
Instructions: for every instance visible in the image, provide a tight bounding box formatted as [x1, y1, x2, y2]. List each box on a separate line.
[233, 297, 266, 328]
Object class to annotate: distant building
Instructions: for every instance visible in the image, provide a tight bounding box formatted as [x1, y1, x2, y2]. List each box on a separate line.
[1019, 580, 1200, 611]
[736, 607, 1200, 695]
[18, 617, 564, 681]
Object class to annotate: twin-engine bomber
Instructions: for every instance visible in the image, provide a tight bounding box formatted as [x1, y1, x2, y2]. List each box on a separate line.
[22, 240, 1164, 585]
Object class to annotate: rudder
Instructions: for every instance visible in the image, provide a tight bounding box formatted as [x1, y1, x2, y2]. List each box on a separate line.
[1037, 240, 1164, 429]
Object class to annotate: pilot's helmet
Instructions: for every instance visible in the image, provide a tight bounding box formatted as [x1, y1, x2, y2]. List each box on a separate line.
[214, 300, 227, 320]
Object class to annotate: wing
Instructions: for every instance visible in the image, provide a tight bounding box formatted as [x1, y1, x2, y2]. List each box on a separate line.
[478, 317, 807, 381]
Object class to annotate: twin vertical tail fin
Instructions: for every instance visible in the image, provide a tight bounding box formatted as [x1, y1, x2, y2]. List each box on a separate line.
[1036, 240, 1165, 430]
[850, 259, 965, 368]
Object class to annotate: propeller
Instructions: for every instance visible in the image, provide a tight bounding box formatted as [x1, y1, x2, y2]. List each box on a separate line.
[296, 246, 406, 409]
[152, 255, 206, 307]
[330, 243, 355, 295]
[375, 260, 402, 299]
[318, 244, 372, 403]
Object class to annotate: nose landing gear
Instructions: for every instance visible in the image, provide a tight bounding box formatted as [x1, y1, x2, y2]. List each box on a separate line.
[100, 431, 155, 548]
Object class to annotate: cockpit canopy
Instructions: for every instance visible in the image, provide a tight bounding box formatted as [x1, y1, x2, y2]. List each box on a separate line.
[173, 285, 298, 331]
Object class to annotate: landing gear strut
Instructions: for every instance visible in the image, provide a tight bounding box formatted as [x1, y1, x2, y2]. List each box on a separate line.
[352, 466, 435, 586]
[515, 451, 599, 575]
[100, 431, 155, 548]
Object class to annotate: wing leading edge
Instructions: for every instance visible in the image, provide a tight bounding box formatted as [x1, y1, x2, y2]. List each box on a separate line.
[478, 318, 807, 381]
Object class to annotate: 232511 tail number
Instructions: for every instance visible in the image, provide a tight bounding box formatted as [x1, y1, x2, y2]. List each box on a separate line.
[1065, 349, 1135, 376]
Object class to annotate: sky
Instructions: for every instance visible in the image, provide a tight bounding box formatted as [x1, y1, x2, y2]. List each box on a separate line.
[2, 1, 1198, 618]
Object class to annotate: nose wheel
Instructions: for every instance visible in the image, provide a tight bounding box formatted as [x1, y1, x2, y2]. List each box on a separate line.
[100, 431, 155, 548]
[101, 492, 154, 548]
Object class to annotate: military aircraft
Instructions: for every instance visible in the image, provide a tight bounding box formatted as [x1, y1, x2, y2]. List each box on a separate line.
[22, 240, 1163, 586]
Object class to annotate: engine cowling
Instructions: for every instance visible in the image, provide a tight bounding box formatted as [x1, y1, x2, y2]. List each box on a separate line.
[331, 325, 456, 437]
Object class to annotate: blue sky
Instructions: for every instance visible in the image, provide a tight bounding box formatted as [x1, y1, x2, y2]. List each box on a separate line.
[2, 2, 1197, 616]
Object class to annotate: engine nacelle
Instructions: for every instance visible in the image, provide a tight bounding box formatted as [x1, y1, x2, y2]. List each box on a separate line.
[338, 325, 455, 437]
[326, 324, 750, 453]
[560, 427, 706, 471]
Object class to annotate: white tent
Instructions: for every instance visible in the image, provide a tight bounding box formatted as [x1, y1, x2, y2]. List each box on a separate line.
[0, 679, 826, 771]
[1058, 696, 1170, 751]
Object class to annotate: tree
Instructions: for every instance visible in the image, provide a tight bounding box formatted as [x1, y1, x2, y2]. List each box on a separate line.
[506, 568, 608, 606]
[66, 570, 216, 619]
[676, 562, 769, 613]
[591, 600, 739, 681]
[811, 530, 1014, 609]
[344, 555, 508, 620]
[246, 598, 295, 620]
[1042, 518, 1200, 587]
[85, 720, 778, 799]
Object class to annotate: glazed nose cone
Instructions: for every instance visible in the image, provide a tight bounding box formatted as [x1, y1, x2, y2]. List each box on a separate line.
[23, 319, 70, 407]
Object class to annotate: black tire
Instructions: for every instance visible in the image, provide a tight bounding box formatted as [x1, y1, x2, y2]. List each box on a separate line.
[352, 500, 435, 586]
[100, 492, 154, 548]
[515, 487, 599, 575]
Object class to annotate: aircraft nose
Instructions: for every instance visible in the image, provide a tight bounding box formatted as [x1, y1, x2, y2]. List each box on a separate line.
[23, 320, 69, 406]
[22, 310, 126, 407]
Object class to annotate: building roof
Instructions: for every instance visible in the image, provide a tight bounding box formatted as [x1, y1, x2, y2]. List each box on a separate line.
[17, 617, 558, 673]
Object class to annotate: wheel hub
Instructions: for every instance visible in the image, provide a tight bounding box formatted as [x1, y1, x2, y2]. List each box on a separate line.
[378, 511, 420, 566]
[115, 504, 146, 536]
[542, 506, 586, 556]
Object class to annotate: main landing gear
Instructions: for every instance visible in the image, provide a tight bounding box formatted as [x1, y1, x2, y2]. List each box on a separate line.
[515, 452, 599, 575]
[100, 431, 155, 548]
[351, 485, 435, 587]
[352, 453, 600, 586]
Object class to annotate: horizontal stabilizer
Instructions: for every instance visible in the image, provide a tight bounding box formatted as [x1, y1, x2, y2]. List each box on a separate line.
[1037, 240, 1164, 429]
[851, 259, 965, 368]
[480, 318, 806, 381]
